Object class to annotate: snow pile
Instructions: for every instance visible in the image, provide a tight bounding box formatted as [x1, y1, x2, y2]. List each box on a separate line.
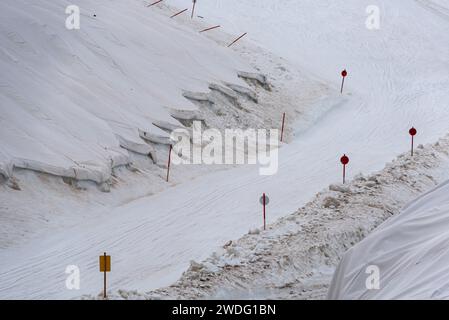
[0, 0, 253, 184]
[100, 136, 449, 300]
[328, 166, 449, 298]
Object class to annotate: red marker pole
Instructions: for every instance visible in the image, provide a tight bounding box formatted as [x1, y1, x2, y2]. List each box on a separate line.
[148, 0, 163, 7]
[170, 8, 188, 18]
[191, 0, 197, 19]
[228, 32, 247, 47]
[199, 25, 221, 33]
[166, 144, 172, 182]
[263, 193, 266, 231]
[409, 127, 417, 156]
[340, 69, 348, 94]
[280, 112, 286, 142]
[340, 154, 349, 184]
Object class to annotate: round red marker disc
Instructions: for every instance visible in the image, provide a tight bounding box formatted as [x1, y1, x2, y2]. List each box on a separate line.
[340, 154, 349, 165]
[341, 70, 348, 77]
[409, 127, 417, 136]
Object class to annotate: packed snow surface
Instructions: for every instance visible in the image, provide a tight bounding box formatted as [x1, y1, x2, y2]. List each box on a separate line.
[105, 136, 449, 300]
[1, 0, 449, 299]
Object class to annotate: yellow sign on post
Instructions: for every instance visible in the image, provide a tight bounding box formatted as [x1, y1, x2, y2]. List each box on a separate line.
[99, 255, 111, 272]
[99, 252, 111, 299]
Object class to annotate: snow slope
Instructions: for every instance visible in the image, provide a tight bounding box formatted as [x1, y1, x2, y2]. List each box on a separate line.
[2, 0, 449, 299]
[0, 0, 252, 183]
[105, 136, 449, 300]
[328, 172, 449, 299]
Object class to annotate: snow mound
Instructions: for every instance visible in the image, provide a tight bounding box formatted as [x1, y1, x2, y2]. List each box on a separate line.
[328, 172, 449, 299]
[0, 0, 251, 183]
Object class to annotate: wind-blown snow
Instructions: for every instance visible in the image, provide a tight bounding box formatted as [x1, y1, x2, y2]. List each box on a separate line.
[0, 0, 251, 182]
[2, 0, 449, 300]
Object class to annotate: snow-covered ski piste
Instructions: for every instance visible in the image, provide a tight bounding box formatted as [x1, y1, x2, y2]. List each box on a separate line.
[87, 136, 449, 300]
[1, 0, 449, 301]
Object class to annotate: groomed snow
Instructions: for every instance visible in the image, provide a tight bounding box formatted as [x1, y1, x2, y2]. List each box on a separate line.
[2, 0, 449, 300]
[91, 136, 449, 300]
[0, 0, 252, 183]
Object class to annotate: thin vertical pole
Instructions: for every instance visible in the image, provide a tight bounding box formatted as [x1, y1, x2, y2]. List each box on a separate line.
[103, 252, 107, 299]
[191, 0, 196, 19]
[166, 145, 172, 182]
[280, 112, 286, 142]
[263, 193, 266, 231]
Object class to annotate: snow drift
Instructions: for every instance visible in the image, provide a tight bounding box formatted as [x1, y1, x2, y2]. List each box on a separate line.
[0, 0, 252, 183]
[328, 168, 449, 299]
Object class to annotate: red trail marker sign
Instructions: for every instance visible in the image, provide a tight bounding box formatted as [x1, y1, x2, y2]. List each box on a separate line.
[409, 127, 417, 156]
[340, 154, 349, 184]
[340, 69, 348, 94]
